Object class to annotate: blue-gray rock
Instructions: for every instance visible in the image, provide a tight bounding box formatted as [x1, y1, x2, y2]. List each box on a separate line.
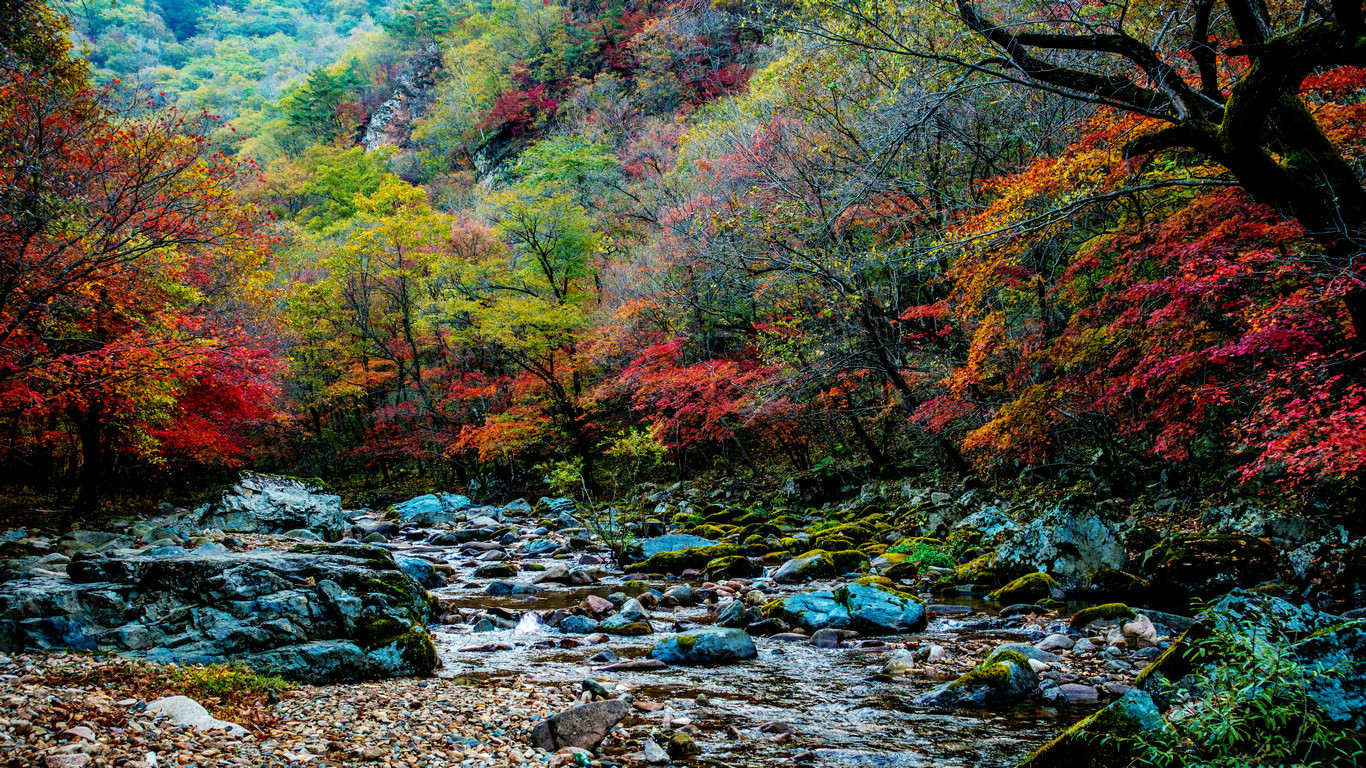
[650, 628, 756, 665]
[715, 600, 750, 628]
[994, 502, 1127, 590]
[530, 698, 626, 751]
[640, 535, 719, 558]
[557, 615, 600, 634]
[197, 474, 348, 541]
[763, 584, 926, 635]
[396, 556, 443, 588]
[484, 581, 542, 596]
[391, 493, 472, 527]
[992, 642, 1059, 663]
[0, 544, 436, 683]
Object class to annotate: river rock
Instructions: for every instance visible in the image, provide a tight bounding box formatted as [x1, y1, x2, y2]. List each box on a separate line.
[763, 583, 927, 634]
[640, 534, 719, 558]
[529, 698, 627, 751]
[396, 556, 443, 588]
[0, 543, 437, 683]
[557, 615, 600, 634]
[390, 493, 472, 526]
[650, 627, 757, 665]
[197, 474, 348, 541]
[919, 647, 1038, 707]
[773, 551, 836, 583]
[146, 695, 249, 736]
[994, 504, 1127, 590]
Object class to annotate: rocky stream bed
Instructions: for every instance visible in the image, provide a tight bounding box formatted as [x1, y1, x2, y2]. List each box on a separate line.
[1, 476, 1361, 768]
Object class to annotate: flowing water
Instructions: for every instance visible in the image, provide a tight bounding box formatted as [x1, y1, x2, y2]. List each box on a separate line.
[404, 540, 1094, 768]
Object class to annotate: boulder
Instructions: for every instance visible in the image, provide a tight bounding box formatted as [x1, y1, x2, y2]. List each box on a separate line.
[391, 493, 472, 526]
[919, 648, 1038, 707]
[773, 551, 836, 583]
[763, 583, 926, 635]
[146, 695, 248, 736]
[1143, 534, 1281, 599]
[703, 555, 762, 581]
[650, 628, 757, 665]
[0, 543, 437, 683]
[197, 474, 347, 541]
[988, 572, 1061, 604]
[629, 544, 743, 574]
[529, 699, 627, 752]
[953, 507, 1022, 545]
[1015, 689, 1164, 767]
[396, 556, 443, 588]
[994, 504, 1126, 590]
[640, 534, 719, 558]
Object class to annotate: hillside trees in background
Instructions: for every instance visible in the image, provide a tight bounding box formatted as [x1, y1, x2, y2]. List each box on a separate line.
[0, 5, 280, 512]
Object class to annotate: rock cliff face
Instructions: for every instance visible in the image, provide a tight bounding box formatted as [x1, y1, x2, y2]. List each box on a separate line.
[361, 42, 442, 152]
[197, 473, 347, 541]
[0, 544, 437, 683]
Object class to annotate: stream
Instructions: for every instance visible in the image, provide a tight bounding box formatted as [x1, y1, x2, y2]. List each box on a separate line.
[387, 530, 1095, 768]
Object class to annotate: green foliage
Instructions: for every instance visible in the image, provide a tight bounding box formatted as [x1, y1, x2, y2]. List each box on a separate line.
[1125, 615, 1366, 767]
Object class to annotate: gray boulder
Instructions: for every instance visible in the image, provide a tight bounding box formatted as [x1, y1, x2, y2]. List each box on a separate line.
[198, 474, 348, 541]
[994, 504, 1127, 590]
[529, 699, 627, 751]
[390, 493, 472, 526]
[650, 628, 757, 665]
[0, 543, 436, 683]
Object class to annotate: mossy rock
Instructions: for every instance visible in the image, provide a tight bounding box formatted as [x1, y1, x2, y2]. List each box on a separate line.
[988, 572, 1060, 603]
[704, 555, 763, 581]
[1016, 689, 1165, 768]
[828, 549, 871, 573]
[950, 553, 1021, 589]
[1086, 568, 1151, 598]
[599, 620, 654, 636]
[779, 537, 805, 552]
[773, 550, 838, 583]
[628, 543, 743, 574]
[291, 542, 397, 567]
[943, 527, 986, 557]
[861, 543, 889, 557]
[884, 560, 923, 582]
[686, 524, 731, 540]
[762, 551, 791, 565]
[812, 534, 857, 552]
[1069, 603, 1136, 630]
[855, 575, 897, 588]
[738, 522, 783, 540]
[1143, 534, 1280, 599]
[810, 522, 873, 545]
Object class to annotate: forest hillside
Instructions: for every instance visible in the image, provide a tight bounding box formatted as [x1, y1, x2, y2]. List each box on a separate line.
[1, 2, 1364, 767]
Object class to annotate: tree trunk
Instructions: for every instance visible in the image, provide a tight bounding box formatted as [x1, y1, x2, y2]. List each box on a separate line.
[76, 410, 102, 513]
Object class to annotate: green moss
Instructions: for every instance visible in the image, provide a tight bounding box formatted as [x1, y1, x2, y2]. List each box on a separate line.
[389, 631, 438, 672]
[988, 572, 1060, 603]
[703, 555, 760, 580]
[1070, 603, 1136, 630]
[827, 548, 870, 573]
[292, 542, 395, 567]
[600, 621, 653, 636]
[982, 647, 1031, 669]
[855, 575, 896, 588]
[629, 543, 743, 573]
[685, 524, 730, 540]
[676, 633, 698, 650]
[948, 663, 1013, 690]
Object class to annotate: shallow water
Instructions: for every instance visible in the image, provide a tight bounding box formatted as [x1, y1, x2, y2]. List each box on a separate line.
[412, 549, 1093, 768]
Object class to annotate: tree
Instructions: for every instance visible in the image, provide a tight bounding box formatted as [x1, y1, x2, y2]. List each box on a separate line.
[786, 0, 1366, 337]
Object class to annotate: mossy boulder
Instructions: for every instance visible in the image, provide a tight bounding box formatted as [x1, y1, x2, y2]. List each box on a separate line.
[1143, 534, 1280, 599]
[1084, 568, 1152, 599]
[1069, 603, 1136, 631]
[773, 550, 837, 584]
[828, 549, 871, 574]
[855, 575, 897, 588]
[703, 555, 762, 581]
[810, 522, 874, 546]
[919, 647, 1038, 707]
[1014, 689, 1165, 768]
[628, 544, 743, 574]
[684, 524, 731, 540]
[989, 573, 1061, 604]
[598, 616, 654, 636]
